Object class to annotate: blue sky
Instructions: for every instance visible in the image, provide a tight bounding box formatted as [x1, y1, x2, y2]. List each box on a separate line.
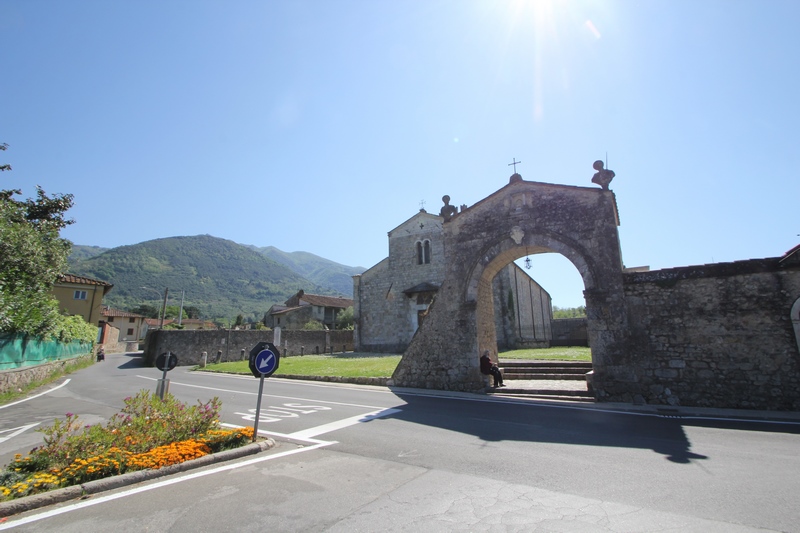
[2, 0, 798, 308]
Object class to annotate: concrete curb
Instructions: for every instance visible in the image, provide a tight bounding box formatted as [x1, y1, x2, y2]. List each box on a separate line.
[276, 374, 390, 386]
[0, 439, 275, 518]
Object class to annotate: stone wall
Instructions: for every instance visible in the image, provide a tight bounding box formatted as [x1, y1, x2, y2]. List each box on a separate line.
[0, 353, 93, 395]
[355, 208, 551, 354]
[393, 179, 626, 392]
[354, 210, 448, 353]
[493, 264, 552, 349]
[596, 258, 800, 410]
[142, 329, 354, 367]
[550, 318, 588, 346]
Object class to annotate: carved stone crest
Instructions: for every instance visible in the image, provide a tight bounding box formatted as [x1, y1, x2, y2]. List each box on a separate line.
[510, 226, 524, 245]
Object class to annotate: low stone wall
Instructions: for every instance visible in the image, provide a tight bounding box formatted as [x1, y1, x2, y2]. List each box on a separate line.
[550, 318, 588, 347]
[142, 329, 354, 367]
[0, 353, 93, 395]
[599, 258, 800, 410]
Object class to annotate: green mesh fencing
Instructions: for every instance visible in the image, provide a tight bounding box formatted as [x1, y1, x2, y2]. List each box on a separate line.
[0, 333, 93, 370]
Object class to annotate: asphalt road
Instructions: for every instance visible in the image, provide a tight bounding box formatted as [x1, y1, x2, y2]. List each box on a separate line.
[2, 351, 800, 532]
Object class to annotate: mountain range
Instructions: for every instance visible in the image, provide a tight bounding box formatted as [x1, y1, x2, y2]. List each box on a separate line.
[67, 235, 365, 321]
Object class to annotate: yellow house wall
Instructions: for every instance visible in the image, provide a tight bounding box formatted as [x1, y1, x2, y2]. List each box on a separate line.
[52, 282, 107, 324]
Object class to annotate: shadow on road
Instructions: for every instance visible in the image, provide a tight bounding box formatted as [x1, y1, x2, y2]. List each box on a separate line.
[116, 352, 147, 370]
[384, 391, 800, 464]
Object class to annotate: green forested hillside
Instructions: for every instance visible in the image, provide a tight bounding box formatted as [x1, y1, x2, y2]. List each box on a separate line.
[69, 245, 108, 262]
[248, 246, 364, 297]
[68, 235, 335, 321]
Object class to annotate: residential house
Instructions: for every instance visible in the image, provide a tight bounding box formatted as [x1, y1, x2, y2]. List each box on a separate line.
[268, 290, 354, 330]
[101, 307, 148, 342]
[52, 274, 114, 325]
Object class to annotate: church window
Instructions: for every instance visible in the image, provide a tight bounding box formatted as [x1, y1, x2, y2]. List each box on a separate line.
[417, 240, 431, 265]
[792, 297, 800, 355]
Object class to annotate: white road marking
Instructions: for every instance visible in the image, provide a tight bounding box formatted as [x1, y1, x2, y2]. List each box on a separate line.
[289, 408, 401, 440]
[140, 373, 800, 426]
[0, 407, 401, 530]
[221, 423, 332, 445]
[0, 441, 332, 531]
[0, 423, 40, 444]
[136, 374, 388, 410]
[0, 379, 71, 410]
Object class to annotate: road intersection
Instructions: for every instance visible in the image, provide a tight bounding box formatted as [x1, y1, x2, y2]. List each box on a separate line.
[2, 351, 800, 531]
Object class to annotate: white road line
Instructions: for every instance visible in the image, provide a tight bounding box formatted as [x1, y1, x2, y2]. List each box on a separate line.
[177, 369, 396, 394]
[141, 373, 800, 427]
[0, 423, 41, 444]
[0, 406, 402, 530]
[220, 423, 333, 445]
[0, 379, 70, 410]
[136, 375, 388, 410]
[0, 442, 332, 531]
[288, 408, 401, 440]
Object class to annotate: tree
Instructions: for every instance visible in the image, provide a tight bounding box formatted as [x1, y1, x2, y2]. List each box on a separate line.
[234, 314, 244, 327]
[129, 304, 159, 318]
[552, 305, 587, 319]
[184, 306, 201, 319]
[335, 306, 354, 330]
[302, 320, 325, 330]
[1, 143, 76, 337]
[163, 305, 186, 320]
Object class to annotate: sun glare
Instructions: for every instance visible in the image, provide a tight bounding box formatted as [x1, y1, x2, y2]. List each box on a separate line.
[498, 0, 607, 121]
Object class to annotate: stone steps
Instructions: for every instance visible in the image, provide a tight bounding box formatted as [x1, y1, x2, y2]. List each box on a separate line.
[501, 372, 587, 380]
[489, 360, 594, 402]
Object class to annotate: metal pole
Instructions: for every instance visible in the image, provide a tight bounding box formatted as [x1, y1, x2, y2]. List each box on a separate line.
[159, 288, 169, 329]
[178, 290, 185, 326]
[252, 375, 265, 442]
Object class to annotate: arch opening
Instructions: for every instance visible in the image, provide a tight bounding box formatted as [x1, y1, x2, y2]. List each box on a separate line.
[472, 239, 594, 357]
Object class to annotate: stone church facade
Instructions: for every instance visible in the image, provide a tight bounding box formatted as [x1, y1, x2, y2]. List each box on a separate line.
[353, 208, 551, 353]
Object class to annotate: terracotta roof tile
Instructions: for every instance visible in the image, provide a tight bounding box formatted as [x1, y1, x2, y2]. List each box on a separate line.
[57, 274, 113, 288]
[102, 307, 146, 318]
[299, 294, 354, 308]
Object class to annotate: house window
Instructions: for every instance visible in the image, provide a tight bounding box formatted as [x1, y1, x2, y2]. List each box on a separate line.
[73, 290, 87, 300]
[107, 316, 114, 322]
[129, 317, 136, 323]
[417, 240, 431, 265]
[127, 328, 134, 336]
[277, 317, 281, 325]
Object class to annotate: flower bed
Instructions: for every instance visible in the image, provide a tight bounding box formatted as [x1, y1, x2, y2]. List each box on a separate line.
[0, 390, 254, 501]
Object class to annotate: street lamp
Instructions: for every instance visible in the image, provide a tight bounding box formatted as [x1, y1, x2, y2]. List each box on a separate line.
[141, 286, 169, 328]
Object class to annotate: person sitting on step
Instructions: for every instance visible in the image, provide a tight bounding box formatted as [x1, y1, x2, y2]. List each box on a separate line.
[480, 349, 505, 387]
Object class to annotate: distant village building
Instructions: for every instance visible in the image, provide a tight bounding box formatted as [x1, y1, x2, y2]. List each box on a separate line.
[353, 208, 552, 353]
[101, 307, 148, 342]
[267, 290, 354, 330]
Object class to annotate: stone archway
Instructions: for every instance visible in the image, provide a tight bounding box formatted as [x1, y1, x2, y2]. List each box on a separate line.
[391, 176, 626, 394]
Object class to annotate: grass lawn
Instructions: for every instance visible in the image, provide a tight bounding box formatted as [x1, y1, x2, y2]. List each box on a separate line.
[199, 347, 592, 378]
[499, 346, 591, 361]
[201, 353, 403, 378]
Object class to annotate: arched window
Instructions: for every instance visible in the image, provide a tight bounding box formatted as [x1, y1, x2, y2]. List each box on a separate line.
[416, 240, 431, 265]
[792, 297, 800, 355]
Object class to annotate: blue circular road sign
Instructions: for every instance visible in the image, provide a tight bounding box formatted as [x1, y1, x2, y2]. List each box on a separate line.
[254, 349, 278, 377]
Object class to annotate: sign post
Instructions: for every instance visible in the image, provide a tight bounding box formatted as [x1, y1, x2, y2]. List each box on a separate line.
[155, 351, 178, 400]
[248, 342, 280, 442]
